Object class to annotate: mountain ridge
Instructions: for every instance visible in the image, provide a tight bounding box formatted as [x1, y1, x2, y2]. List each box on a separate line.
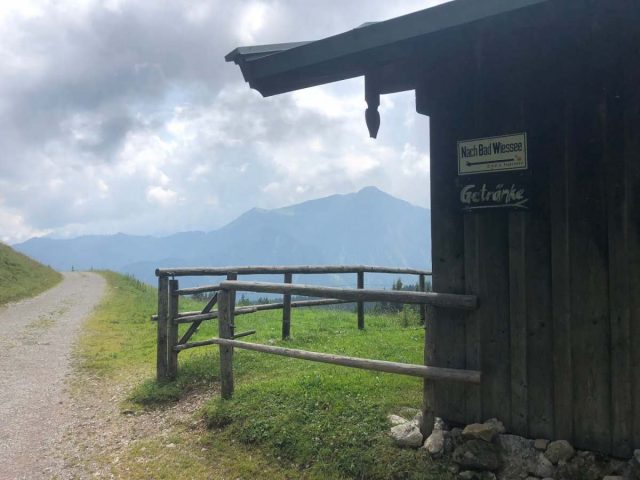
[14, 187, 431, 286]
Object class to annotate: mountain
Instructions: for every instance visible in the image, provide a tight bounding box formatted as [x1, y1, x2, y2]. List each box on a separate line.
[14, 187, 431, 287]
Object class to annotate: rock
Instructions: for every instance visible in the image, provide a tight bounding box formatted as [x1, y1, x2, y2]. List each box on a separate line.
[602, 476, 623, 480]
[453, 439, 501, 471]
[534, 439, 550, 451]
[628, 452, 640, 480]
[387, 414, 408, 426]
[434, 416, 448, 431]
[463, 423, 498, 443]
[531, 453, 555, 478]
[608, 458, 627, 475]
[445, 427, 464, 453]
[484, 418, 506, 435]
[424, 429, 446, 458]
[458, 471, 497, 480]
[412, 410, 423, 427]
[544, 440, 575, 464]
[495, 434, 538, 480]
[555, 451, 610, 480]
[389, 422, 423, 448]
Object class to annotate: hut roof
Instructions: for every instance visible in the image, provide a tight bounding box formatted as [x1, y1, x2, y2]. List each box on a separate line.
[225, 0, 550, 97]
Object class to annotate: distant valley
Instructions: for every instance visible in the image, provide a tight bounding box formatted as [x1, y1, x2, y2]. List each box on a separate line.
[14, 187, 431, 288]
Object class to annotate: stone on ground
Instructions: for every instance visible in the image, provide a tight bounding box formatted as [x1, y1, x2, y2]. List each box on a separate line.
[544, 439, 575, 464]
[453, 439, 500, 471]
[462, 423, 498, 443]
[389, 422, 423, 448]
[424, 429, 446, 458]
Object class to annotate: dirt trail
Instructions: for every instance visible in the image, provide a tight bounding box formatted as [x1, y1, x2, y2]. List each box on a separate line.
[0, 272, 106, 480]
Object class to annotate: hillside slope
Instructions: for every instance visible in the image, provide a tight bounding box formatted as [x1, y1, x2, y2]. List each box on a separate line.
[0, 243, 62, 305]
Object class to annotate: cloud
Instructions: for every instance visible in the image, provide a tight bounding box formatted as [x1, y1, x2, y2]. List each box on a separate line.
[0, 0, 444, 243]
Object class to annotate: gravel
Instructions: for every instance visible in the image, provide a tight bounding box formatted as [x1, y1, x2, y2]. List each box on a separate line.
[0, 272, 106, 479]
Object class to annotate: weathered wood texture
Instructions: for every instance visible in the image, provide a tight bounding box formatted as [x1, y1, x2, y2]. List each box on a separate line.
[167, 279, 179, 379]
[174, 298, 352, 325]
[209, 338, 481, 384]
[417, 1, 640, 456]
[418, 274, 427, 325]
[156, 276, 169, 381]
[282, 272, 292, 339]
[217, 288, 234, 399]
[178, 293, 218, 344]
[218, 281, 477, 310]
[157, 265, 431, 277]
[357, 271, 365, 329]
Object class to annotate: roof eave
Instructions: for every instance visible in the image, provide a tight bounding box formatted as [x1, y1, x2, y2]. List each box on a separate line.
[227, 0, 552, 97]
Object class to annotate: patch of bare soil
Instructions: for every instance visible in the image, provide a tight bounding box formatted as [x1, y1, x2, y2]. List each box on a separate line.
[53, 375, 210, 479]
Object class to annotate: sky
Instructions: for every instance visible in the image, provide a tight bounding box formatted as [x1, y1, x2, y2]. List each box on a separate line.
[0, 0, 447, 244]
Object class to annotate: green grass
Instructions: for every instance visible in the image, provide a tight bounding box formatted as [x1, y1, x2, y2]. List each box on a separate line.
[0, 242, 62, 305]
[79, 271, 453, 479]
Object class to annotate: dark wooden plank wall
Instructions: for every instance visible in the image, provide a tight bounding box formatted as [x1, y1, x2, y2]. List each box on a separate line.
[419, 0, 639, 457]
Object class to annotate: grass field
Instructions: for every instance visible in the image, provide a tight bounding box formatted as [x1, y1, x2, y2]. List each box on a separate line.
[77, 272, 453, 479]
[0, 242, 62, 305]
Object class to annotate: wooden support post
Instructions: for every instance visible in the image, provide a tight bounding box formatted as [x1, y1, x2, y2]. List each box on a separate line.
[227, 272, 237, 335]
[156, 276, 169, 382]
[419, 274, 427, 326]
[423, 304, 437, 437]
[167, 279, 179, 379]
[218, 288, 234, 399]
[282, 272, 292, 339]
[357, 271, 365, 329]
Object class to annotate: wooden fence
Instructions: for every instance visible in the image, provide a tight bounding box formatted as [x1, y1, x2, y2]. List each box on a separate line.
[154, 265, 479, 431]
[155, 265, 432, 376]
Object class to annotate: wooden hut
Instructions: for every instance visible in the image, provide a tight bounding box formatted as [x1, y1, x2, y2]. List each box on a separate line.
[226, 0, 640, 457]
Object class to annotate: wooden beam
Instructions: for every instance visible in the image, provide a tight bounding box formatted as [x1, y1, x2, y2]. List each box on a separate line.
[209, 338, 481, 383]
[357, 271, 365, 329]
[218, 289, 234, 399]
[282, 272, 292, 339]
[156, 276, 169, 382]
[218, 280, 477, 310]
[157, 265, 432, 277]
[174, 299, 352, 325]
[419, 274, 427, 325]
[167, 279, 179, 379]
[176, 285, 223, 296]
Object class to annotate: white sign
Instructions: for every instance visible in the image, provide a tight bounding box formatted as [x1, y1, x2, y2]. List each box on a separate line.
[458, 133, 527, 175]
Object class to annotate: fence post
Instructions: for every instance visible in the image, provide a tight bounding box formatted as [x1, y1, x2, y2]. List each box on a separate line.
[422, 304, 436, 438]
[167, 279, 179, 379]
[419, 274, 427, 325]
[282, 272, 292, 339]
[156, 276, 169, 382]
[218, 288, 234, 399]
[357, 271, 365, 329]
[226, 272, 238, 316]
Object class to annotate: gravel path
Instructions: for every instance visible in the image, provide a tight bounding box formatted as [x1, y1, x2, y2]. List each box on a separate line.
[0, 272, 107, 480]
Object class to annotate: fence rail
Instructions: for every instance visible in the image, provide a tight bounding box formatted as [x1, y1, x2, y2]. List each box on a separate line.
[218, 280, 477, 310]
[156, 264, 431, 277]
[154, 264, 478, 434]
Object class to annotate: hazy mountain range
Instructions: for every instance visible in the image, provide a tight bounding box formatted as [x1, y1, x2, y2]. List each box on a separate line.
[14, 187, 431, 288]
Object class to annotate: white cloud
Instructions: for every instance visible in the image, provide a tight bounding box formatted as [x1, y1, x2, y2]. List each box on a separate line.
[0, 205, 51, 244]
[146, 186, 177, 206]
[0, 0, 444, 243]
